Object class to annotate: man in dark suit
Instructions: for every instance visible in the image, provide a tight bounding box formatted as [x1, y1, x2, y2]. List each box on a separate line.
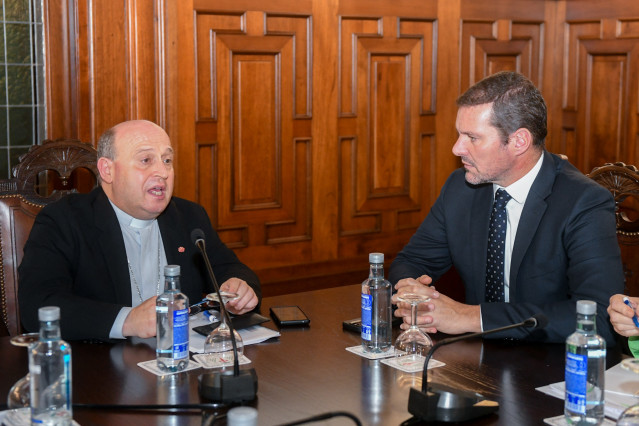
[389, 71, 623, 345]
[19, 120, 261, 341]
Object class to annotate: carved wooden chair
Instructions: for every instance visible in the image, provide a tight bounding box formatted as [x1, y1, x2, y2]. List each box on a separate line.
[588, 162, 639, 296]
[0, 138, 98, 336]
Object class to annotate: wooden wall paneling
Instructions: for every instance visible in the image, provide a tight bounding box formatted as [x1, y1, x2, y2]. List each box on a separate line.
[126, 0, 162, 124]
[562, 14, 639, 173]
[336, 5, 439, 262]
[460, 1, 546, 92]
[309, 0, 340, 266]
[43, 0, 639, 296]
[172, 0, 197, 200]
[45, 0, 165, 143]
[434, 0, 461, 195]
[539, 0, 564, 157]
[192, 3, 314, 279]
[43, 0, 76, 139]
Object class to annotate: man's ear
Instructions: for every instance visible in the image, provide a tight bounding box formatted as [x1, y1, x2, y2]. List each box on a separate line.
[510, 128, 533, 156]
[97, 157, 113, 184]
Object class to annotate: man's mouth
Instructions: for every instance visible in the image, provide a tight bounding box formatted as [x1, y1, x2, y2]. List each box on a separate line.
[462, 161, 474, 169]
[149, 186, 165, 196]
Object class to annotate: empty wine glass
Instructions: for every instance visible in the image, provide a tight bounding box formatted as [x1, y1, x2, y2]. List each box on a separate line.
[7, 332, 39, 408]
[394, 293, 433, 367]
[203, 292, 243, 366]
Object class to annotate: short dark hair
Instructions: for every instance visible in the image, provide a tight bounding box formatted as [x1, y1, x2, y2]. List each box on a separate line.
[456, 71, 547, 147]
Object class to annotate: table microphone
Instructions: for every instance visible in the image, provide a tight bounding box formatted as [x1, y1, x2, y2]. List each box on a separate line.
[191, 228, 258, 404]
[407, 313, 548, 423]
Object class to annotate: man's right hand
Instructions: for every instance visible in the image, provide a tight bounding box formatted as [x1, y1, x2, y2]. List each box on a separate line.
[122, 296, 157, 338]
[608, 294, 639, 337]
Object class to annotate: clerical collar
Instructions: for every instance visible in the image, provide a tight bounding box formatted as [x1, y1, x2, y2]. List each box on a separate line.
[109, 201, 156, 229]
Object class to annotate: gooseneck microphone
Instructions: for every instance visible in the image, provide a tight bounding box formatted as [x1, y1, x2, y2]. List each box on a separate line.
[190, 228, 257, 404]
[407, 313, 548, 423]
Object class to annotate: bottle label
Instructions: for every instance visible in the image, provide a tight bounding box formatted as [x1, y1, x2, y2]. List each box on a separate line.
[361, 294, 373, 341]
[565, 351, 587, 414]
[172, 309, 189, 359]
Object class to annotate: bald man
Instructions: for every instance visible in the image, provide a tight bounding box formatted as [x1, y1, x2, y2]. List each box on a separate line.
[19, 120, 261, 341]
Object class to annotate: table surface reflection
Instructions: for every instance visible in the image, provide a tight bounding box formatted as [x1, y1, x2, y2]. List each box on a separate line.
[0, 285, 622, 425]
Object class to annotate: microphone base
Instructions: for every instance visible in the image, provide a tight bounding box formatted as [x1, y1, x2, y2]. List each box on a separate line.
[408, 383, 498, 422]
[199, 368, 258, 404]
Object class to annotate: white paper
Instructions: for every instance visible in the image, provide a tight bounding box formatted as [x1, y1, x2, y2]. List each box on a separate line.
[536, 360, 639, 420]
[188, 312, 280, 354]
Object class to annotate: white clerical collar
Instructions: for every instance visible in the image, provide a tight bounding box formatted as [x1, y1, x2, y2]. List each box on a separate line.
[109, 201, 156, 229]
[493, 151, 544, 205]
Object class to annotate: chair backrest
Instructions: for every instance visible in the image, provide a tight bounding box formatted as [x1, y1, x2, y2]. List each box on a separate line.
[0, 138, 98, 336]
[588, 162, 639, 296]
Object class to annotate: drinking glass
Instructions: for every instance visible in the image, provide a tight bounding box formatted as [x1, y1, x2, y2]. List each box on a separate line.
[394, 293, 433, 366]
[203, 292, 243, 366]
[7, 333, 39, 408]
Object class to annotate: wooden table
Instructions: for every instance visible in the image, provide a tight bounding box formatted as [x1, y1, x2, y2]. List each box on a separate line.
[0, 285, 622, 425]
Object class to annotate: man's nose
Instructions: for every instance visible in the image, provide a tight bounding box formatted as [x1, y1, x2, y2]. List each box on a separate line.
[153, 159, 169, 178]
[452, 138, 465, 157]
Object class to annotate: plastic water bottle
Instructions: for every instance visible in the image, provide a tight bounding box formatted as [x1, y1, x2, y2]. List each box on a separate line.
[29, 306, 72, 425]
[361, 252, 392, 353]
[565, 300, 606, 425]
[156, 264, 190, 371]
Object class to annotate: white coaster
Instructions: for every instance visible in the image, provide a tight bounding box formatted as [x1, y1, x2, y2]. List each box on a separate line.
[380, 355, 445, 373]
[137, 359, 202, 376]
[346, 345, 395, 359]
[192, 353, 252, 369]
[543, 415, 616, 425]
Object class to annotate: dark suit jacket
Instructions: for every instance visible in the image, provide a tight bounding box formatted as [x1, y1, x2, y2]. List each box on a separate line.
[18, 187, 261, 341]
[389, 151, 624, 345]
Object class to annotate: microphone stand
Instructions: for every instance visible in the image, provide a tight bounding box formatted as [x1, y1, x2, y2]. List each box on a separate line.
[408, 316, 543, 422]
[194, 237, 241, 377]
[192, 230, 258, 404]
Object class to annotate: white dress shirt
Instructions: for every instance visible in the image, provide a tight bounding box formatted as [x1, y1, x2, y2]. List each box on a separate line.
[492, 152, 544, 302]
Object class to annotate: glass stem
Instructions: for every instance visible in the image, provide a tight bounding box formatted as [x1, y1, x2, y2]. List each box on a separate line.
[410, 302, 418, 330]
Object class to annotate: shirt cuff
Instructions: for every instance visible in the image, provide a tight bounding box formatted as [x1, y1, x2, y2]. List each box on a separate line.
[109, 307, 132, 339]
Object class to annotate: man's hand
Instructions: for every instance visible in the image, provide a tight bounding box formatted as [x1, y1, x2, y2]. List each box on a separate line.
[220, 278, 258, 315]
[122, 296, 157, 338]
[608, 294, 639, 337]
[392, 275, 481, 335]
[392, 275, 438, 333]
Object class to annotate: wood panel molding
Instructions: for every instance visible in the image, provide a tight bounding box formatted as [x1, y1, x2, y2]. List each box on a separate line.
[193, 7, 314, 269]
[563, 18, 639, 172]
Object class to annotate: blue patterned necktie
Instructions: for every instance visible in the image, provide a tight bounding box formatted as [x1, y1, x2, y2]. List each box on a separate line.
[485, 189, 512, 303]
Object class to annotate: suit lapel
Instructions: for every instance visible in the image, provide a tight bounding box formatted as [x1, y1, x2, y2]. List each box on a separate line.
[470, 184, 494, 302]
[509, 151, 556, 299]
[92, 188, 133, 305]
[157, 200, 191, 267]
